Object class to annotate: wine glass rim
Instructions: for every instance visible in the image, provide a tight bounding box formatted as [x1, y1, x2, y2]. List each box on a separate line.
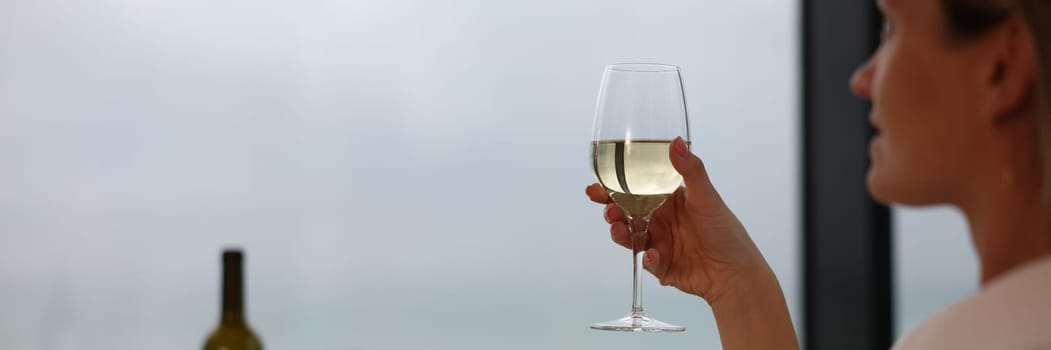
[606, 63, 680, 72]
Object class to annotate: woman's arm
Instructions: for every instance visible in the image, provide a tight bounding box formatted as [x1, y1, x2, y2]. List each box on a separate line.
[711, 266, 798, 350]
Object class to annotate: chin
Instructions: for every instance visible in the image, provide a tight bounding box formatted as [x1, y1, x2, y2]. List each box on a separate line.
[866, 166, 943, 207]
[866, 169, 895, 205]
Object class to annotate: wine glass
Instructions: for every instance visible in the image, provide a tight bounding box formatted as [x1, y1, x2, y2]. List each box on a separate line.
[589, 63, 689, 332]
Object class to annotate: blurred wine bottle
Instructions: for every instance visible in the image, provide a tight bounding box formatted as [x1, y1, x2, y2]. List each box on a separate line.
[203, 249, 263, 350]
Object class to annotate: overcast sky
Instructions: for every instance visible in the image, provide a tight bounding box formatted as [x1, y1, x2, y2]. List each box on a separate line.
[0, 0, 973, 348]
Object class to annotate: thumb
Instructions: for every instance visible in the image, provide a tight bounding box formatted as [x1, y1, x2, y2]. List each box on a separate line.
[669, 137, 719, 200]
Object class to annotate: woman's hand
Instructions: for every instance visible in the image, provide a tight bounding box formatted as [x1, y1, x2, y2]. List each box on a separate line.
[586, 137, 799, 350]
[586, 137, 766, 305]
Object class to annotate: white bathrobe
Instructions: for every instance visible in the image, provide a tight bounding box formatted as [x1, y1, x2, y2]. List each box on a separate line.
[892, 256, 1051, 350]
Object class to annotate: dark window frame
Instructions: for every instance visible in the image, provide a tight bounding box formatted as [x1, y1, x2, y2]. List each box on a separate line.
[801, 0, 893, 349]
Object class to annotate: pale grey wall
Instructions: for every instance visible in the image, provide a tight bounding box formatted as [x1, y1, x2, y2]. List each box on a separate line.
[893, 206, 978, 337]
[0, 0, 799, 348]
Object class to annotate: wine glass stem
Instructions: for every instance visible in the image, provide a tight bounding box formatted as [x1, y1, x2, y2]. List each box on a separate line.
[629, 217, 650, 316]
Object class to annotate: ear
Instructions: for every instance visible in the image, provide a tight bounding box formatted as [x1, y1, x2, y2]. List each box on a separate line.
[988, 15, 1037, 124]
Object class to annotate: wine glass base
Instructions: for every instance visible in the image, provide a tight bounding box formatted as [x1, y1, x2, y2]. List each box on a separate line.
[590, 313, 685, 332]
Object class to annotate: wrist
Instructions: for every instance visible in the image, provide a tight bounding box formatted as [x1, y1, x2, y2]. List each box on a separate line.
[709, 264, 780, 315]
[707, 265, 799, 350]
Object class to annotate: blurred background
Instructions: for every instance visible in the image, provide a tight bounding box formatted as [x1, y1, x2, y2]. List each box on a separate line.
[894, 208, 975, 336]
[0, 0, 979, 349]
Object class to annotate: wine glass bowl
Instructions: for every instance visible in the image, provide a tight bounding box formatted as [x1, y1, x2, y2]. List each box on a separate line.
[589, 63, 689, 333]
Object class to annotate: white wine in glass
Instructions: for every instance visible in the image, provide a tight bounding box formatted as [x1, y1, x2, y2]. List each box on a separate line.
[592, 140, 682, 217]
[590, 63, 689, 332]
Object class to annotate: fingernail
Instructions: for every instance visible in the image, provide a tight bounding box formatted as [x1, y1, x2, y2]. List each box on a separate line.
[673, 137, 688, 157]
[643, 256, 656, 272]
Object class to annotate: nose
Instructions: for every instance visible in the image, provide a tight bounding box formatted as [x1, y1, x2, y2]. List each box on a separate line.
[850, 55, 876, 100]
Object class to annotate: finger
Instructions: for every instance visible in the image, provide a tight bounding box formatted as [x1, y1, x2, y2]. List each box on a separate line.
[642, 248, 659, 273]
[642, 248, 666, 283]
[668, 137, 720, 201]
[610, 222, 631, 249]
[586, 183, 612, 204]
[604, 204, 626, 224]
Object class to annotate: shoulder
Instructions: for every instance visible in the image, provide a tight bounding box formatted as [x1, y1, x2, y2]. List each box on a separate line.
[892, 256, 1051, 350]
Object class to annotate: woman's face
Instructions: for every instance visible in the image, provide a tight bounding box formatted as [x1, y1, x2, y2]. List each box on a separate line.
[852, 0, 1000, 205]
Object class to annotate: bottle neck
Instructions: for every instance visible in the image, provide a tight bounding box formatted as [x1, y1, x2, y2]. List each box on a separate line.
[220, 255, 246, 325]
